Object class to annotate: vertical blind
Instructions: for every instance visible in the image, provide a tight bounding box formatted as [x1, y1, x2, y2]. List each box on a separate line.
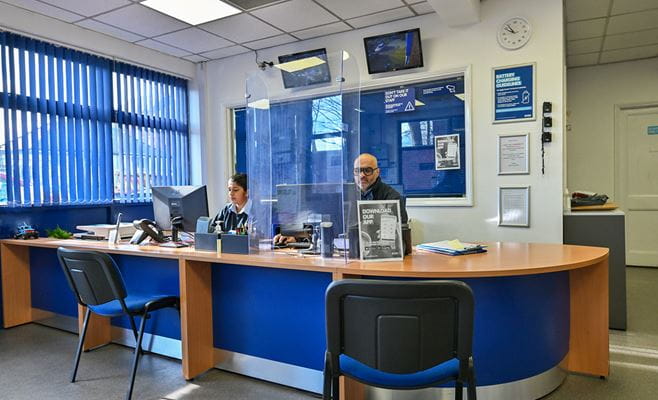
[0, 31, 189, 207]
[113, 62, 188, 203]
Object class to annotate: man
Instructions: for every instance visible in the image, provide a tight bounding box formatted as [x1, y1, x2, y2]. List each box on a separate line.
[354, 153, 408, 224]
[273, 153, 408, 246]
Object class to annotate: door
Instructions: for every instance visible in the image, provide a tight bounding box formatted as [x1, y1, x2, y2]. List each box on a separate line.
[617, 105, 658, 266]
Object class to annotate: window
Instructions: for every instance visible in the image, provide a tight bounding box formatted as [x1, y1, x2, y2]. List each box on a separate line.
[233, 73, 469, 203]
[112, 63, 189, 202]
[0, 32, 188, 207]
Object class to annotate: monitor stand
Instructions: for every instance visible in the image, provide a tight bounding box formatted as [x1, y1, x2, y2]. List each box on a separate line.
[160, 226, 189, 248]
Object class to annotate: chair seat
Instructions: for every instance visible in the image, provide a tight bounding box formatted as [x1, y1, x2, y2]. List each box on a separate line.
[339, 354, 460, 389]
[89, 294, 178, 317]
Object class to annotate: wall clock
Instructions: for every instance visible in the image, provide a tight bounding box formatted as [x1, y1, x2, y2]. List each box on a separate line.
[497, 17, 532, 50]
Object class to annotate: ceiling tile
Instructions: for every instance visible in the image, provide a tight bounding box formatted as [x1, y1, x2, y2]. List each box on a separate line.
[567, 37, 603, 55]
[566, 18, 606, 40]
[411, 2, 435, 15]
[155, 28, 233, 53]
[567, 53, 599, 67]
[39, 0, 131, 17]
[251, 0, 338, 32]
[611, 0, 658, 15]
[75, 19, 145, 42]
[95, 4, 189, 38]
[1, 0, 83, 22]
[183, 54, 210, 63]
[599, 43, 658, 63]
[347, 7, 414, 29]
[315, 0, 405, 20]
[603, 28, 658, 50]
[565, 0, 611, 22]
[201, 45, 251, 59]
[292, 21, 351, 40]
[199, 13, 282, 43]
[607, 9, 658, 35]
[135, 39, 191, 57]
[242, 34, 297, 50]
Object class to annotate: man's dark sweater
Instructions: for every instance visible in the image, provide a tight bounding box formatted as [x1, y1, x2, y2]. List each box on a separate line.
[361, 177, 408, 225]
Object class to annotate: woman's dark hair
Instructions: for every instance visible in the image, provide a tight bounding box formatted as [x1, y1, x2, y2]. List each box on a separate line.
[230, 173, 247, 191]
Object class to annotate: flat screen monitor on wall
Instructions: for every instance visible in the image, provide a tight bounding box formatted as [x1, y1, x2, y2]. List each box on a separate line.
[278, 48, 331, 89]
[363, 28, 424, 74]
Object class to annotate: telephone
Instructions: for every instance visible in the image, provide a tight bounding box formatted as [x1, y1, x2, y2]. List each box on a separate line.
[129, 219, 165, 244]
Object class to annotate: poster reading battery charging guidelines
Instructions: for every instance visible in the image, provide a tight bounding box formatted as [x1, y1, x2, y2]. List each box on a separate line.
[493, 63, 535, 123]
[357, 200, 403, 262]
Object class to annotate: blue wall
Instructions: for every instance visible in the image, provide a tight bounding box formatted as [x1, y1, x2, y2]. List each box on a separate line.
[0, 203, 154, 327]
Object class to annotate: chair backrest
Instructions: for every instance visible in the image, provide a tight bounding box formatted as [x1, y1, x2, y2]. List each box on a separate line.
[57, 247, 128, 307]
[326, 279, 474, 374]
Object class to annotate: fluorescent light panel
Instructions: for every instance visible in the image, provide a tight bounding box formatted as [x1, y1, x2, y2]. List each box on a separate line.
[142, 0, 241, 25]
[275, 56, 325, 73]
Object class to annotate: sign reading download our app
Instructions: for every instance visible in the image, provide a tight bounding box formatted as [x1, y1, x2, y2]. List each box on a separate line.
[493, 63, 535, 123]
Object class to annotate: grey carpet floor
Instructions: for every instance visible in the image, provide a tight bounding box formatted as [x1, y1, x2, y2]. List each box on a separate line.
[2, 266, 658, 399]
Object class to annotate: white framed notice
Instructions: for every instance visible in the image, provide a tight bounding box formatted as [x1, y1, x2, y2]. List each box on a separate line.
[497, 133, 529, 175]
[498, 186, 530, 227]
[357, 200, 404, 262]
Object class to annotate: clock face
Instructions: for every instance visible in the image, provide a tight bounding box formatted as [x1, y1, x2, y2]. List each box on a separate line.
[498, 17, 531, 50]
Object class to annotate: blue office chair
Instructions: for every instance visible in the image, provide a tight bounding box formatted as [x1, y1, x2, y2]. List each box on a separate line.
[324, 279, 476, 400]
[57, 247, 180, 400]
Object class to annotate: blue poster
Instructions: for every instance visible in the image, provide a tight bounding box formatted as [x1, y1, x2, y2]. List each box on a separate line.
[384, 88, 416, 114]
[494, 64, 534, 122]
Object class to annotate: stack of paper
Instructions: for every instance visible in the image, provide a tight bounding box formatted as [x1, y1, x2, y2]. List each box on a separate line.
[417, 239, 487, 256]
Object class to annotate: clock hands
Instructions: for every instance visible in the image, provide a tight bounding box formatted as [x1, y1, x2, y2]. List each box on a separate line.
[504, 24, 516, 34]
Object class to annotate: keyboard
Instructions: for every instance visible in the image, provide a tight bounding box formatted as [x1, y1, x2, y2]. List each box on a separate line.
[274, 242, 311, 250]
[287, 242, 311, 249]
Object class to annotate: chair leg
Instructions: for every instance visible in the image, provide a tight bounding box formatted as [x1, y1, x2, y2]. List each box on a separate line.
[455, 380, 463, 400]
[332, 376, 340, 400]
[71, 308, 91, 383]
[127, 314, 144, 355]
[126, 313, 148, 400]
[467, 372, 477, 400]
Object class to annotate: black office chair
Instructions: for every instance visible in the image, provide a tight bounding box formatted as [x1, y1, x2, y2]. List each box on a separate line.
[324, 279, 476, 400]
[57, 247, 180, 400]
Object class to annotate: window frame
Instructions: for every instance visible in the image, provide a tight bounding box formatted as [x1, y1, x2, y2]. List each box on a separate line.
[229, 66, 473, 207]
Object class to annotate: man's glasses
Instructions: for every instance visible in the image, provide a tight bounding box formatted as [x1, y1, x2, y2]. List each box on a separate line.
[353, 167, 378, 176]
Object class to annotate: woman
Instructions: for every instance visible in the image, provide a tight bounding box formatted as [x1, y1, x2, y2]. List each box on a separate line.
[213, 173, 250, 233]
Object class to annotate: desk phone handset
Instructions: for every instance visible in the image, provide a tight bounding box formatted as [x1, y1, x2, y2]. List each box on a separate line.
[129, 219, 166, 244]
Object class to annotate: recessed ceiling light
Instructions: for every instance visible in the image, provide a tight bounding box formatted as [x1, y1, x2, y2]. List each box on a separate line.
[142, 0, 241, 25]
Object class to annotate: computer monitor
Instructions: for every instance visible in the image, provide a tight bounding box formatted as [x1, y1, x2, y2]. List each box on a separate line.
[273, 183, 357, 236]
[152, 185, 209, 241]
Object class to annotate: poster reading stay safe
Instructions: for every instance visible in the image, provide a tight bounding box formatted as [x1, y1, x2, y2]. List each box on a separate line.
[493, 63, 535, 123]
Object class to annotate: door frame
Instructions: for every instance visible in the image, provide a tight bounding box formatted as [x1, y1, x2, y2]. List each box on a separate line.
[614, 102, 658, 266]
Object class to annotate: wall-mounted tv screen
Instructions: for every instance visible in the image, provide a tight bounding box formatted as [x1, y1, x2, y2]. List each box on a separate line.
[363, 28, 423, 75]
[277, 48, 331, 89]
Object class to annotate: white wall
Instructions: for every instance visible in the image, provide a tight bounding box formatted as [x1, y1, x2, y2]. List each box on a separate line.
[201, 0, 565, 244]
[567, 57, 658, 199]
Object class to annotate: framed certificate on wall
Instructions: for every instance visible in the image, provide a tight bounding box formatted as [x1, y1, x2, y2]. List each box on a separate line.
[497, 133, 529, 175]
[498, 186, 530, 227]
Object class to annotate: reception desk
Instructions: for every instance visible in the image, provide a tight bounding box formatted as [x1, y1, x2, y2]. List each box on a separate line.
[1, 239, 608, 400]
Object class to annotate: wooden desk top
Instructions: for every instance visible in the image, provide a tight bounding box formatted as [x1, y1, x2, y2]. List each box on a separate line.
[1, 238, 608, 278]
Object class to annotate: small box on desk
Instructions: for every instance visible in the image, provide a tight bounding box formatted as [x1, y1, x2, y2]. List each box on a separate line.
[221, 234, 250, 255]
[195, 233, 220, 252]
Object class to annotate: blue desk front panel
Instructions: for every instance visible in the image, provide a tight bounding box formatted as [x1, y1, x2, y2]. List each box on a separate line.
[212, 263, 332, 371]
[29, 248, 180, 340]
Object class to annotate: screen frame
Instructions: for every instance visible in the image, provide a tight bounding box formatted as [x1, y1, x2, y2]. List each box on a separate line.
[363, 28, 424, 75]
[277, 48, 331, 89]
